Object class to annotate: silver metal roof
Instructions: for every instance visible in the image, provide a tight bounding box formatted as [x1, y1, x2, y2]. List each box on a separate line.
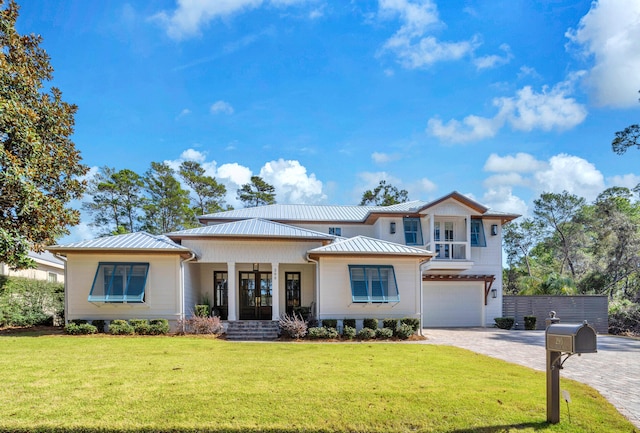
[308, 235, 434, 257]
[168, 218, 336, 240]
[28, 251, 64, 265]
[48, 232, 190, 252]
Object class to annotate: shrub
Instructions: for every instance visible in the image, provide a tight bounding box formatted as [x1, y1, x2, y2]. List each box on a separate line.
[0, 276, 64, 327]
[342, 325, 356, 340]
[608, 300, 640, 336]
[383, 318, 398, 330]
[109, 319, 135, 335]
[524, 316, 537, 330]
[307, 326, 328, 339]
[178, 315, 223, 335]
[395, 323, 414, 340]
[128, 319, 150, 335]
[278, 313, 308, 339]
[375, 327, 393, 339]
[343, 318, 356, 329]
[400, 317, 420, 332]
[149, 319, 170, 335]
[494, 317, 515, 330]
[322, 319, 337, 329]
[357, 327, 376, 340]
[64, 322, 97, 335]
[362, 318, 378, 330]
[92, 320, 106, 333]
[194, 304, 210, 317]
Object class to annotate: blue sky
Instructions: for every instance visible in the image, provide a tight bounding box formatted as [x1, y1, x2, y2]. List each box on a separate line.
[16, 0, 640, 241]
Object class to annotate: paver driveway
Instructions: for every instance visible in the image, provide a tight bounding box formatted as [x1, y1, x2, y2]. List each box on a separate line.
[420, 328, 640, 429]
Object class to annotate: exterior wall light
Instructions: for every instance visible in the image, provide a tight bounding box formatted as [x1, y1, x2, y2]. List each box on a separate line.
[253, 263, 259, 272]
[491, 288, 497, 298]
[390, 222, 396, 234]
[491, 224, 498, 236]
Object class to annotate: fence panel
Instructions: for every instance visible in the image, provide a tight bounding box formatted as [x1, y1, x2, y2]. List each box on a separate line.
[502, 295, 608, 334]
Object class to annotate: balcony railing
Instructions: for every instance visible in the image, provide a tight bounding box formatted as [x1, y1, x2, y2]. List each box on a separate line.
[431, 241, 468, 260]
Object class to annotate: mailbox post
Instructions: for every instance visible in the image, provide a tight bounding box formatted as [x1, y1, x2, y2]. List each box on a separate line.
[545, 314, 597, 424]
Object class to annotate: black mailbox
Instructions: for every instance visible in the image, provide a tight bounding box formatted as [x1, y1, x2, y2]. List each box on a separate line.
[546, 322, 597, 354]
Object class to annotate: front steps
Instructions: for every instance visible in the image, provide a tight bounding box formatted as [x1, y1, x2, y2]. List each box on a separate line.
[225, 320, 279, 341]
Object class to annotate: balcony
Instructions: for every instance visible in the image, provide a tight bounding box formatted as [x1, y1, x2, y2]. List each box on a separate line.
[423, 241, 473, 271]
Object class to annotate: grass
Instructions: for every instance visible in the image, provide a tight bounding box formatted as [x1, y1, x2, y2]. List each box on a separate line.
[0, 332, 636, 433]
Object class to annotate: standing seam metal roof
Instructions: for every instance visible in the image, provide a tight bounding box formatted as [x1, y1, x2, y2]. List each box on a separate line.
[167, 218, 336, 239]
[308, 235, 434, 256]
[48, 231, 190, 251]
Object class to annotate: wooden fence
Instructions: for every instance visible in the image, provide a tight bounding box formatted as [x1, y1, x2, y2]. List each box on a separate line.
[502, 295, 608, 334]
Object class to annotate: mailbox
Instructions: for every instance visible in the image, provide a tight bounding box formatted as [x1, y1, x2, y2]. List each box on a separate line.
[546, 322, 597, 354]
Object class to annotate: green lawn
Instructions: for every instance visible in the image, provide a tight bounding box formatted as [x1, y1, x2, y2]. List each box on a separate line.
[0, 332, 635, 433]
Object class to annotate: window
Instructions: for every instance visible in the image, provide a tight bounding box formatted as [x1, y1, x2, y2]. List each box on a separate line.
[88, 263, 149, 303]
[48, 272, 57, 283]
[329, 227, 342, 236]
[348, 265, 399, 303]
[403, 217, 423, 245]
[470, 219, 486, 247]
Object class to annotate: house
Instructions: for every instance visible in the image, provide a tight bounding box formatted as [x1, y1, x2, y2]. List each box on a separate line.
[1, 251, 65, 284]
[47, 192, 519, 331]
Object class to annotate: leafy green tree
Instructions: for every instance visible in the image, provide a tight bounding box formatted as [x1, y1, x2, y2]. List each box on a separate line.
[237, 176, 276, 207]
[178, 161, 227, 216]
[503, 218, 542, 277]
[82, 167, 144, 235]
[360, 180, 409, 206]
[533, 191, 586, 278]
[142, 162, 193, 233]
[611, 90, 639, 155]
[0, 1, 88, 269]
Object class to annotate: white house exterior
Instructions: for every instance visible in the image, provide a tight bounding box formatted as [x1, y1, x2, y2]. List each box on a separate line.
[0, 251, 65, 283]
[48, 192, 518, 330]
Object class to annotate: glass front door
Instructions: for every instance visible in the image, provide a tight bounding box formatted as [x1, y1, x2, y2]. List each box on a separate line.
[213, 271, 228, 320]
[239, 271, 272, 320]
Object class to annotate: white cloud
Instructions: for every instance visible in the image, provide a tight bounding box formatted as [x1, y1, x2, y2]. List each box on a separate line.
[176, 108, 191, 119]
[534, 154, 605, 200]
[607, 173, 640, 190]
[378, 0, 480, 68]
[179, 148, 207, 163]
[484, 153, 546, 173]
[210, 100, 234, 115]
[372, 151, 401, 163]
[566, 0, 640, 107]
[473, 43, 513, 70]
[481, 186, 527, 216]
[483, 173, 528, 189]
[259, 159, 326, 204]
[428, 78, 587, 143]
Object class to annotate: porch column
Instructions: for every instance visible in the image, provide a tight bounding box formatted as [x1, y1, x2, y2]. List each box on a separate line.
[227, 262, 237, 321]
[429, 215, 434, 251]
[271, 262, 280, 320]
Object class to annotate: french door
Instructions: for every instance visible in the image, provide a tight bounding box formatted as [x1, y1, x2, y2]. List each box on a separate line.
[213, 271, 228, 320]
[239, 271, 272, 320]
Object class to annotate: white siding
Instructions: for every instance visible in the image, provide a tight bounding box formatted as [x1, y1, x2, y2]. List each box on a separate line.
[293, 223, 376, 239]
[64, 252, 182, 323]
[1, 262, 65, 283]
[182, 239, 322, 264]
[317, 256, 421, 321]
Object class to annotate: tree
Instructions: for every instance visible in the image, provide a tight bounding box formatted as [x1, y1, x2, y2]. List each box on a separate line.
[0, 1, 88, 269]
[503, 218, 542, 277]
[142, 162, 192, 234]
[82, 167, 144, 235]
[611, 90, 639, 155]
[237, 176, 276, 207]
[360, 180, 409, 206]
[533, 191, 586, 278]
[178, 161, 227, 216]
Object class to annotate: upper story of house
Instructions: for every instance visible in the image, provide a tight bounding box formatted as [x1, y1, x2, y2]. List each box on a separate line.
[198, 192, 519, 273]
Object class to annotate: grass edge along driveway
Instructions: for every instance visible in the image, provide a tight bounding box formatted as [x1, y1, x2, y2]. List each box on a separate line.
[0, 334, 635, 433]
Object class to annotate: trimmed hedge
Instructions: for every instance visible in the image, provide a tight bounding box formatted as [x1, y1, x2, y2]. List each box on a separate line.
[342, 325, 356, 340]
[494, 317, 515, 330]
[64, 322, 97, 335]
[400, 317, 420, 332]
[322, 319, 337, 329]
[109, 319, 135, 335]
[524, 316, 537, 330]
[343, 319, 356, 329]
[395, 323, 414, 340]
[357, 327, 376, 340]
[383, 318, 398, 329]
[362, 318, 378, 330]
[375, 327, 394, 339]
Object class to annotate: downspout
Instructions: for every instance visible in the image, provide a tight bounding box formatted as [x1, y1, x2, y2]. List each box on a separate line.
[306, 254, 320, 323]
[54, 253, 68, 325]
[180, 252, 197, 333]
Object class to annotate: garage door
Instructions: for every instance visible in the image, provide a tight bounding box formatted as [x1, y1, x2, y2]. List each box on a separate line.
[423, 282, 483, 327]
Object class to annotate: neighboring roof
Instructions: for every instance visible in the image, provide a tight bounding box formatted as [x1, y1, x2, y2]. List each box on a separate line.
[198, 192, 519, 225]
[47, 232, 192, 254]
[308, 235, 434, 259]
[167, 218, 337, 241]
[28, 251, 64, 267]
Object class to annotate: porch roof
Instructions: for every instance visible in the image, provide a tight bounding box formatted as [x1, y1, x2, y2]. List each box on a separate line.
[167, 218, 337, 241]
[47, 231, 192, 255]
[308, 235, 435, 259]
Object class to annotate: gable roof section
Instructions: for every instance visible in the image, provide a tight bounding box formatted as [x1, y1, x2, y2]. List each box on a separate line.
[308, 235, 434, 260]
[48, 232, 192, 255]
[167, 218, 337, 241]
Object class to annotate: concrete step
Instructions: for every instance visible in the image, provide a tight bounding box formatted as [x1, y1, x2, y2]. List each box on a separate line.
[225, 320, 279, 341]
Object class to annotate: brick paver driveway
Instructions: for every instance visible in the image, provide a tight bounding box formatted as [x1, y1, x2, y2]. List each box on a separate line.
[420, 328, 640, 429]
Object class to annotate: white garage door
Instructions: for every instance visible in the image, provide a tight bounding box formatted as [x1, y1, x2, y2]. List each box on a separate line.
[423, 282, 483, 327]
